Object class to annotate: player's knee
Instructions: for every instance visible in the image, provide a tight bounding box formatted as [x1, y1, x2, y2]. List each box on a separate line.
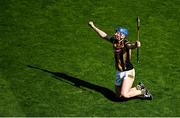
[121, 91, 130, 98]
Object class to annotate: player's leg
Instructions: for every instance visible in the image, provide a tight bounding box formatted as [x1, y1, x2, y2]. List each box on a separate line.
[115, 85, 121, 98]
[121, 78, 142, 98]
[121, 69, 142, 98]
[114, 70, 123, 98]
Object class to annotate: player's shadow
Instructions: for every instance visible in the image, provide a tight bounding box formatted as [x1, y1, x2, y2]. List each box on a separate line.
[27, 65, 142, 102]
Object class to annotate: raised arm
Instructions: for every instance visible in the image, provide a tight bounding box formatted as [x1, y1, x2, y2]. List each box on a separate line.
[88, 21, 107, 39]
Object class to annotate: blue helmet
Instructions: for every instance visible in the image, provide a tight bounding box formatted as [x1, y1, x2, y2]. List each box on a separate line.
[116, 27, 128, 37]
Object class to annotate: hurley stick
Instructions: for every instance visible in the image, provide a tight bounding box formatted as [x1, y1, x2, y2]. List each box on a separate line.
[137, 16, 140, 63]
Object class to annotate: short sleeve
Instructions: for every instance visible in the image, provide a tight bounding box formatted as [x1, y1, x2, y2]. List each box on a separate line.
[104, 35, 114, 43]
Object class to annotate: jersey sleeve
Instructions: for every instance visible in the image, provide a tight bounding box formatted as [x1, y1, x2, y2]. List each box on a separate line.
[125, 40, 137, 49]
[104, 35, 114, 43]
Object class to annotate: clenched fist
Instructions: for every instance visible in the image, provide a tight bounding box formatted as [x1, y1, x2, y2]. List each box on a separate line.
[136, 41, 141, 48]
[88, 21, 94, 28]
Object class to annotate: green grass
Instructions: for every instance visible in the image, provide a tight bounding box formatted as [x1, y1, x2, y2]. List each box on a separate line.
[0, 0, 180, 116]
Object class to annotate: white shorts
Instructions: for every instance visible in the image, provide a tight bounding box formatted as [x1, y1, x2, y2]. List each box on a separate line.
[115, 69, 135, 86]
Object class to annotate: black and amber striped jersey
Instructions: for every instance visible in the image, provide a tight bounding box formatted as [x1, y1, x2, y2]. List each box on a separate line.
[105, 35, 134, 71]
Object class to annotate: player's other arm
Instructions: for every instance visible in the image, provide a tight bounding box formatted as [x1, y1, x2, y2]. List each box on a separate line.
[88, 21, 108, 39]
[125, 41, 141, 49]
